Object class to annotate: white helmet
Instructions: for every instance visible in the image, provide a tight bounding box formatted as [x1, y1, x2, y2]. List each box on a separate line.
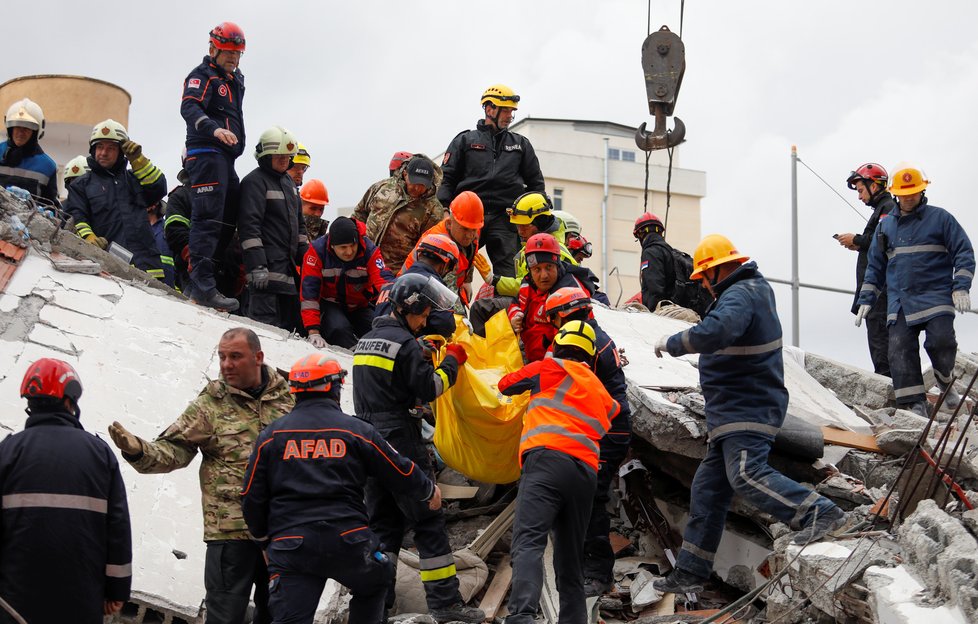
[254, 126, 299, 160]
[558, 211, 581, 237]
[64, 155, 90, 180]
[89, 119, 129, 146]
[5, 98, 45, 139]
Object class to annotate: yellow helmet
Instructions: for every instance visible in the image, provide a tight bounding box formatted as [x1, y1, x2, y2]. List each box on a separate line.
[5, 98, 45, 139]
[481, 84, 520, 109]
[89, 119, 129, 146]
[293, 143, 311, 167]
[508, 191, 552, 225]
[690, 234, 749, 280]
[888, 165, 929, 196]
[553, 320, 597, 357]
[254, 126, 299, 160]
[63, 155, 90, 180]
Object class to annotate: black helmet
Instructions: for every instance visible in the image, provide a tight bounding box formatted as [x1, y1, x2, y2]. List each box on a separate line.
[389, 273, 458, 316]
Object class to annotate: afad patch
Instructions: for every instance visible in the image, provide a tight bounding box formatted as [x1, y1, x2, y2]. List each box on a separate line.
[640, 260, 650, 271]
[375, 257, 386, 269]
[187, 78, 201, 89]
[442, 152, 451, 165]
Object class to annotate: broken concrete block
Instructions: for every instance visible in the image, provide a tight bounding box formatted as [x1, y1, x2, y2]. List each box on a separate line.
[898, 499, 978, 622]
[804, 351, 894, 410]
[628, 569, 664, 611]
[864, 565, 972, 624]
[875, 409, 931, 456]
[963, 509, 978, 539]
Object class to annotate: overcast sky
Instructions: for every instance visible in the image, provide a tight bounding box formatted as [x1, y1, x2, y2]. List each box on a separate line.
[5, 1, 977, 372]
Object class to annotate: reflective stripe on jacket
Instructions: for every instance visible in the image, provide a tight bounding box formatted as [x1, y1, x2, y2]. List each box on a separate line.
[499, 357, 618, 471]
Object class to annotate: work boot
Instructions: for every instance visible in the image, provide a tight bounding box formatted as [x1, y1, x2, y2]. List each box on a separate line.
[652, 568, 707, 594]
[906, 401, 930, 419]
[937, 382, 962, 410]
[195, 289, 240, 312]
[583, 577, 612, 597]
[430, 602, 485, 624]
[791, 508, 846, 544]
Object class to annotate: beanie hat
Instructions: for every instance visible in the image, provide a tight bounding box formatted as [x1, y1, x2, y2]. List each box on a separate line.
[329, 217, 359, 247]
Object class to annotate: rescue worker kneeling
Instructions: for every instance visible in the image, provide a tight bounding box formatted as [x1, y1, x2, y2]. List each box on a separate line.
[242, 355, 442, 624]
[499, 321, 619, 624]
[352, 273, 484, 623]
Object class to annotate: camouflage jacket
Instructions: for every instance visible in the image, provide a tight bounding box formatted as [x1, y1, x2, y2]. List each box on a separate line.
[352, 154, 444, 273]
[304, 214, 330, 241]
[128, 365, 294, 541]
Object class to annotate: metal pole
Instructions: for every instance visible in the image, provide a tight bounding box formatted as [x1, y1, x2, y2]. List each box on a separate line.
[602, 137, 610, 288]
[790, 145, 800, 347]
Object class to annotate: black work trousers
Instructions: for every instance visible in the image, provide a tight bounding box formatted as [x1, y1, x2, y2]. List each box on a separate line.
[479, 213, 519, 277]
[266, 522, 393, 624]
[889, 311, 957, 406]
[186, 151, 239, 297]
[321, 302, 375, 349]
[582, 439, 629, 583]
[204, 539, 270, 624]
[365, 416, 461, 610]
[866, 292, 890, 377]
[248, 290, 301, 333]
[507, 449, 597, 624]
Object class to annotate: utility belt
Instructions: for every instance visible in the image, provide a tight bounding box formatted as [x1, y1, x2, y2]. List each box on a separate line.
[356, 409, 420, 430]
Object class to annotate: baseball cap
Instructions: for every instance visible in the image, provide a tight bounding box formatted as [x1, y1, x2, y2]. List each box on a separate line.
[406, 157, 435, 188]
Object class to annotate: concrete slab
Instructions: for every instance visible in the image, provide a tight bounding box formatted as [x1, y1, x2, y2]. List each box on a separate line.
[864, 565, 971, 624]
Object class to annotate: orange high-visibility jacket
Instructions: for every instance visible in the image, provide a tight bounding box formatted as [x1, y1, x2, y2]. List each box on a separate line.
[400, 217, 477, 304]
[499, 357, 619, 471]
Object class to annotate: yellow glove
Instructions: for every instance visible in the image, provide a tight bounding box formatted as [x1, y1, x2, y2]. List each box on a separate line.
[121, 140, 149, 170]
[84, 233, 109, 249]
[471, 253, 492, 281]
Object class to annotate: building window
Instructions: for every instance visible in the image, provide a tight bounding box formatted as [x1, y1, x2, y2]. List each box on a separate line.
[553, 188, 563, 211]
[607, 147, 637, 162]
[622, 150, 637, 162]
[613, 249, 640, 277]
[608, 147, 621, 160]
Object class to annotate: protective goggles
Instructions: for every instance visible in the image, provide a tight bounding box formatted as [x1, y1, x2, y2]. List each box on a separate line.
[212, 32, 246, 47]
[491, 94, 520, 103]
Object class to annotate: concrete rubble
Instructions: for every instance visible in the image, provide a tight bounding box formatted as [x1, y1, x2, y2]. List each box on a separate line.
[1, 190, 977, 623]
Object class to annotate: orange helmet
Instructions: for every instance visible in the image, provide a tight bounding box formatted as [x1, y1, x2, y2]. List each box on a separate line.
[210, 22, 246, 51]
[545, 286, 591, 322]
[416, 233, 461, 272]
[450, 191, 485, 229]
[300, 179, 330, 206]
[289, 354, 347, 394]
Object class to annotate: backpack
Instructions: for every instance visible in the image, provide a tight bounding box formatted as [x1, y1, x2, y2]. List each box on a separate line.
[653, 241, 713, 317]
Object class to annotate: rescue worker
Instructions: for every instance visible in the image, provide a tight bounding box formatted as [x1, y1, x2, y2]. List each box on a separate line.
[380, 233, 462, 338]
[558, 211, 582, 245]
[401, 190, 484, 308]
[147, 199, 176, 288]
[390, 150, 413, 176]
[288, 143, 311, 187]
[301, 216, 393, 349]
[242, 355, 443, 624]
[508, 233, 603, 362]
[857, 165, 974, 414]
[0, 98, 59, 205]
[498, 321, 618, 624]
[239, 126, 309, 331]
[544, 288, 631, 596]
[0, 358, 132, 623]
[353, 154, 444, 273]
[180, 21, 247, 312]
[63, 154, 90, 191]
[65, 119, 168, 281]
[836, 163, 895, 377]
[438, 84, 545, 276]
[567, 234, 593, 265]
[107, 328, 293, 624]
[352, 273, 484, 624]
[653, 235, 847, 595]
[634, 212, 675, 311]
[300, 178, 330, 240]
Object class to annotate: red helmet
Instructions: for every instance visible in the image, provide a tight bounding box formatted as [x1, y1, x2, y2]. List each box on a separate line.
[525, 233, 560, 267]
[846, 163, 888, 190]
[389, 151, 413, 175]
[416, 233, 461, 272]
[20, 358, 83, 403]
[633, 212, 664, 239]
[289, 355, 347, 394]
[210, 22, 246, 52]
[545, 286, 592, 321]
[567, 234, 593, 259]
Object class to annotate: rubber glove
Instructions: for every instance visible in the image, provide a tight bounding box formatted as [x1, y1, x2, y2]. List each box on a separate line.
[854, 304, 871, 327]
[84, 233, 109, 249]
[308, 333, 328, 348]
[121, 140, 149, 170]
[953, 290, 971, 313]
[444, 343, 468, 366]
[472, 253, 493, 282]
[654, 336, 669, 358]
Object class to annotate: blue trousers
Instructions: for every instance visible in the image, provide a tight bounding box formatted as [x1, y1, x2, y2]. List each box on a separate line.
[266, 522, 393, 624]
[186, 150, 239, 296]
[676, 434, 839, 579]
[888, 311, 957, 406]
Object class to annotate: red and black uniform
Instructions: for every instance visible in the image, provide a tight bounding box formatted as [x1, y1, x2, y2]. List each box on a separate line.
[299, 221, 393, 348]
[352, 315, 463, 611]
[180, 55, 246, 298]
[241, 395, 434, 624]
[0, 408, 132, 623]
[499, 357, 618, 624]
